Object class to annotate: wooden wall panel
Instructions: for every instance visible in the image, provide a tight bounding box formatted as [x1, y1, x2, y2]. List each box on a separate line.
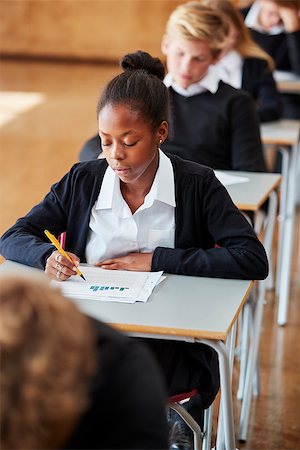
[0, 0, 182, 61]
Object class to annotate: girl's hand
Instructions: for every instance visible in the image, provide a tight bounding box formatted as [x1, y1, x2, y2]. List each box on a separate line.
[45, 250, 80, 281]
[95, 252, 153, 271]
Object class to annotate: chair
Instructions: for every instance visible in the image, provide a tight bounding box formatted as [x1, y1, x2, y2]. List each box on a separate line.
[168, 389, 202, 450]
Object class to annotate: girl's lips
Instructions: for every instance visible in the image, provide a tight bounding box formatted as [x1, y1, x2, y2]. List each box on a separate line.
[114, 167, 130, 174]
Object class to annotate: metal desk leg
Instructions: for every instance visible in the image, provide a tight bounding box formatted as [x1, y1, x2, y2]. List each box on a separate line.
[277, 142, 299, 325]
[239, 280, 266, 441]
[263, 191, 278, 291]
[276, 147, 289, 295]
[237, 299, 251, 401]
[201, 329, 237, 450]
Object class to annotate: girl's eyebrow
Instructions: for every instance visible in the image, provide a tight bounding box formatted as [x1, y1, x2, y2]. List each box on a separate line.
[99, 130, 134, 137]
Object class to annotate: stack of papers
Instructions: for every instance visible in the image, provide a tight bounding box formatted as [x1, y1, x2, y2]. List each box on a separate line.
[53, 265, 163, 304]
[214, 171, 249, 186]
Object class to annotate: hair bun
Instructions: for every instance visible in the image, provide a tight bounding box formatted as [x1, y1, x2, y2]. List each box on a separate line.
[120, 50, 165, 81]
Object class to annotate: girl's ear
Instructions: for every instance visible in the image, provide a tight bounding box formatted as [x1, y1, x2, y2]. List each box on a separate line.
[157, 121, 169, 145]
[161, 34, 170, 55]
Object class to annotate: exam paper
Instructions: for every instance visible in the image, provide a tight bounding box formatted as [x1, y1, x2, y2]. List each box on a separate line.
[53, 266, 163, 304]
[214, 171, 249, 186]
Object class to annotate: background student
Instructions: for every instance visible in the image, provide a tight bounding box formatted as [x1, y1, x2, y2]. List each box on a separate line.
[0, 274, 169, 450]
[79, 2, 266, 174]
[0, 50, 268, 448]
[202, 0, 282, 122]
[242, 0, 300, 118]
[159, 1, 266, 172]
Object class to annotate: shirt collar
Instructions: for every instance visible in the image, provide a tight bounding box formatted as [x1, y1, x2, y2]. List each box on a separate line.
[216, 50, 243, 87]
[245, 1, 285, 35]
[164, 65, 220, 97]
[218, 50, 242, 72]
[95, 149, 175, 210]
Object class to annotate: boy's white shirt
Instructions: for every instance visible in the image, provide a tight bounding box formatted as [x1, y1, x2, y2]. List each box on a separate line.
[215, 50, 243, 89]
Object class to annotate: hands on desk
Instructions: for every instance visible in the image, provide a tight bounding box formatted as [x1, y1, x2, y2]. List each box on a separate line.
[45, 250, 80, 281]
[96, 252, 153, 271]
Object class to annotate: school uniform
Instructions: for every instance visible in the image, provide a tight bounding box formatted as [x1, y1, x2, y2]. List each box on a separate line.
[216, 50, 282, 122]
[162, 68, 266, 171]
[79, 68, 266, 168]
[0, 153, 268, 421]
[63, 318, 169, 449]
[242, 2, 300, 118]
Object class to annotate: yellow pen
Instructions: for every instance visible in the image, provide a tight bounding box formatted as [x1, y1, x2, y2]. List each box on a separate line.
[44, 229, 86, 281]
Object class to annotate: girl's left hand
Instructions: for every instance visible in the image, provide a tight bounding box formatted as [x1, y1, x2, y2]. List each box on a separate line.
[95, 252, 153, 271]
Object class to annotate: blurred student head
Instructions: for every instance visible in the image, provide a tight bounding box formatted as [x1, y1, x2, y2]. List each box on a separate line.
[161, 1, 229, 88]
[201, 0, 274, 69]
[257, 0, 300, 30]
[0, 275, 96, 450]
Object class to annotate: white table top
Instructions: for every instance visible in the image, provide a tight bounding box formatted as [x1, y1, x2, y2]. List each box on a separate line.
[274, 71, 300, 94]
[260, 119, 300, 146]
[0, 261, 252, 341]
[220, 171, 281, 211]
[73, 274, 253, 341]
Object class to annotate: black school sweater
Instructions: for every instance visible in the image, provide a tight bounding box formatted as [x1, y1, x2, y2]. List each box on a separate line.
[161, 81, 266, 171]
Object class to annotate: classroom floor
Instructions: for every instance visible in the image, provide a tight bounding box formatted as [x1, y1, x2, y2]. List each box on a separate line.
[0, 59, 299, 450]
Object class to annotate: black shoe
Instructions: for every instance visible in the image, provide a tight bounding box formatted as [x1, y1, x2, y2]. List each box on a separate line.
[168, 419, 193, 450]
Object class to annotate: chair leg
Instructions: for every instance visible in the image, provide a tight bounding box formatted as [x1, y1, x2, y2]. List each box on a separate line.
[168, 403, 202, 450]
[202, 405, 213, 450]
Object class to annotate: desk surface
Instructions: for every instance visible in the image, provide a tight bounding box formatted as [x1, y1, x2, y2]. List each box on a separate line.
[73, 274, 253, 341]
[221, 171, 281, 211]
[274, 71, 300, 94]
[260, 119, 300, 146]
[0, 261, 252, 341]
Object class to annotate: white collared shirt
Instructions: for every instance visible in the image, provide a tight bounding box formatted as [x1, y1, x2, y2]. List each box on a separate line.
[85, 150, 176, 264]
[215, 50, 243, 89]
[245, 1, 285, 35]
[163, 65, 220, 97]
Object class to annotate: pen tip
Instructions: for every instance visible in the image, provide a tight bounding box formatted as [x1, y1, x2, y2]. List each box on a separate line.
[81, 274, 86, 281]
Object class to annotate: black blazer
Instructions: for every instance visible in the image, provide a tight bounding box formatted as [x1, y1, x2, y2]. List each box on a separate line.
[242, 57, 282, 122]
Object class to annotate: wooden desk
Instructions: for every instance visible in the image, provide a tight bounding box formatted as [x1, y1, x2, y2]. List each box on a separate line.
[260, 120, 300, 325]
[0, 260, 252, 450]
[274, 71, 300, 95]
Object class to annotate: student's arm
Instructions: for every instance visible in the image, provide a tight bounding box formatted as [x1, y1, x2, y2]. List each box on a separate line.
[249, 59, 282, 122]
[0, 164, 84, 269]
[230, 92, 266, 171]
[152, 170, 268, 280]
[285, 30, 300, 75]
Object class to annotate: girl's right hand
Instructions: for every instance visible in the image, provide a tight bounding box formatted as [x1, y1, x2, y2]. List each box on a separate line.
[45, 250, 80, 281]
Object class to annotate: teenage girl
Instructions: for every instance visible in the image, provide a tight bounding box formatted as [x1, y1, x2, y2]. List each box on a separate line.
[0, 50, 268, 448]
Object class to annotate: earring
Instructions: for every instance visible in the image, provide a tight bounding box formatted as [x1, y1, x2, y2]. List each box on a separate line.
[159, 139, 163, 145]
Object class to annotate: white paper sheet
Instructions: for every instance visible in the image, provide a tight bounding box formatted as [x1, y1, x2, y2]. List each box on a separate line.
[53, 266, 163, 304]
[214, 171, 249, 186]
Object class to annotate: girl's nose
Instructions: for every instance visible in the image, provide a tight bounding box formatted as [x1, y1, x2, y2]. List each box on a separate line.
[110, 142, 125, 160]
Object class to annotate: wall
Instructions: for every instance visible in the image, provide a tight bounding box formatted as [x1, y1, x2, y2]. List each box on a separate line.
[0, 0, 183, 61]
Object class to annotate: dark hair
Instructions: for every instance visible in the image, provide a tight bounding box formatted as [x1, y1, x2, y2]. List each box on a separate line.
[97, 50, 170, 130]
